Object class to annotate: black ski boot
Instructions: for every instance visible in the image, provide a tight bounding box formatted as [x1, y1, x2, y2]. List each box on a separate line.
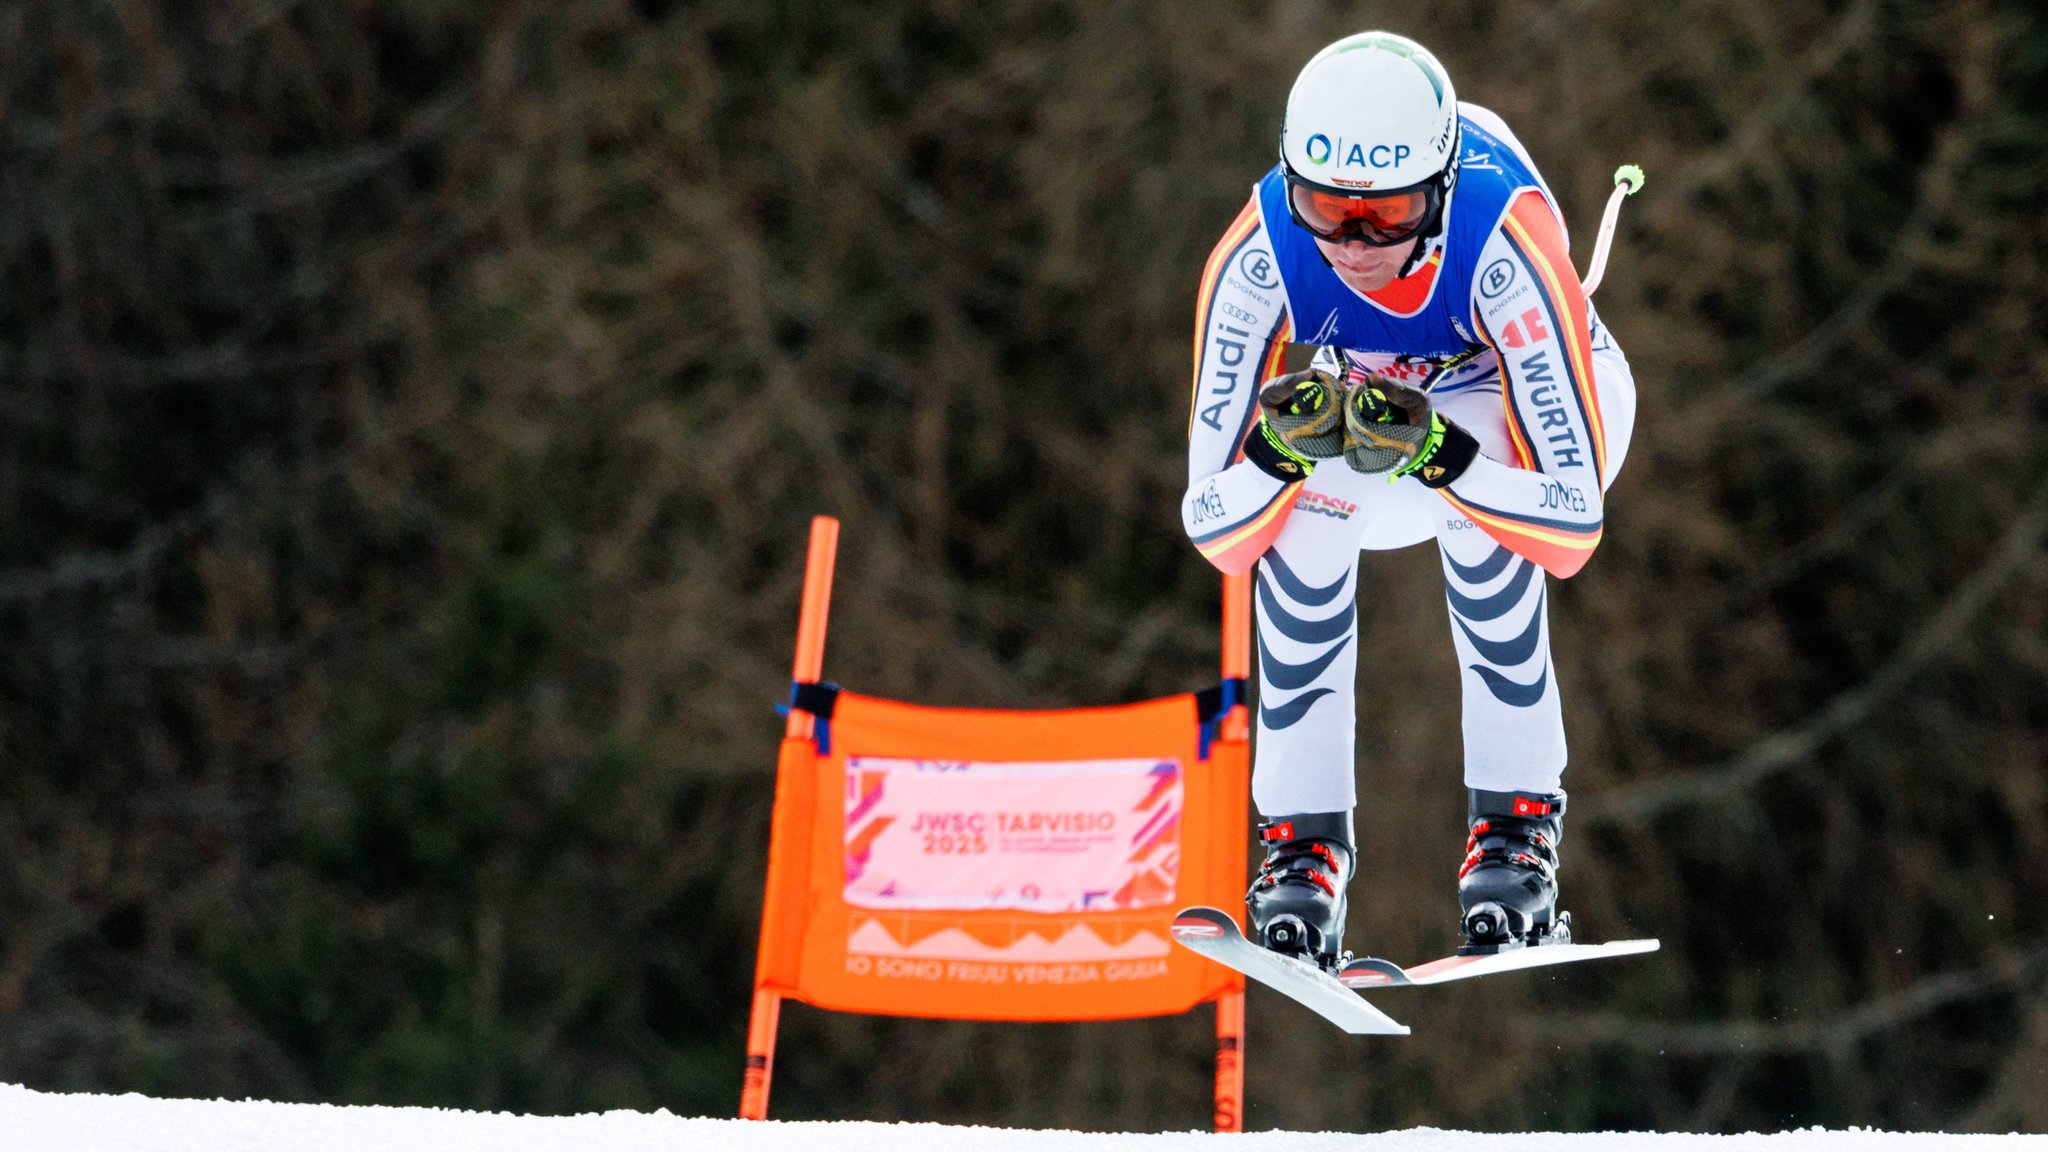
[1458, 788, 1569, 954]
[1246, 811, 1353, 971]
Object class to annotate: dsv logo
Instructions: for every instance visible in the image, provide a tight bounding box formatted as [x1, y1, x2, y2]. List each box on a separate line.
[1238, 249, 1279, 290]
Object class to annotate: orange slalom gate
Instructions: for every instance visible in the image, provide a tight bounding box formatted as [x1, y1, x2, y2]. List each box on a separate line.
[741, 516, 1253, 1131]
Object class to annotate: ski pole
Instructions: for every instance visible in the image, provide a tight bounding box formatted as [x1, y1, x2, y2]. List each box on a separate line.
[1579, 164, 1644, 297]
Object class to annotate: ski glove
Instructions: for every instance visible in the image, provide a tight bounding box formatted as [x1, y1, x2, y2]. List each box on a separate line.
[1242, 369, 1346, 482]
[1342, 376, 1480, 488]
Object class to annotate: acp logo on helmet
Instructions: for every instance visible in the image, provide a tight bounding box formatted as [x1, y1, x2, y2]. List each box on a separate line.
[1303, 133, 1411, 170]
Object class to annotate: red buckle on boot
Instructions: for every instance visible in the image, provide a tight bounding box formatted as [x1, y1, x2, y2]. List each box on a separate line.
[1260, 821, 1296, 843]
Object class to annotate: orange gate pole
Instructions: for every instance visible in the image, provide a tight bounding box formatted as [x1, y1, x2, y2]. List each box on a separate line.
[1220, 572, 1250, 743]
[739, 992, 781, 1120]
[1212, 571, 1250, 1132]
[1214, 987, 1245, 1132]
[740, 515, 841, 1121]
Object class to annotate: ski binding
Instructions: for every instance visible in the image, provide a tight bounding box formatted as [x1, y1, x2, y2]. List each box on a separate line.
[1170, 907, 1408, 1035]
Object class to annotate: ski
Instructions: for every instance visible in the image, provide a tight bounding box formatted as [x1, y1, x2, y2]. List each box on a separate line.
[1338, 936, 1660, 989]
[1170, 907, 1409, 1035]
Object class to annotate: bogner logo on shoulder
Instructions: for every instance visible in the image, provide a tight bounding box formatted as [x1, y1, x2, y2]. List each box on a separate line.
[1304, 133, 1412, 170]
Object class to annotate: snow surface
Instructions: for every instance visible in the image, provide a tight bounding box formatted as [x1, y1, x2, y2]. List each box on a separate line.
[3, 1084, 2042, 1150]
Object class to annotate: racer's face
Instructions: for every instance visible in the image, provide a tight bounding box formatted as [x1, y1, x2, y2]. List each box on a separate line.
[1314, 235, 1418, 293]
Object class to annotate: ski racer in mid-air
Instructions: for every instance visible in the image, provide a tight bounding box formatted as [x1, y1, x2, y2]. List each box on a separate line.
[1182, 31, 1638, 967]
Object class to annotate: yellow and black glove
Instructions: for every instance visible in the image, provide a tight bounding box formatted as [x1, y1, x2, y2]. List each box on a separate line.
[1242, 369, 1346, 481]
[1342, 376, 1479, 488]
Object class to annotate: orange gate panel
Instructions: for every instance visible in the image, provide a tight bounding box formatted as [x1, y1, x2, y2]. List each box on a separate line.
[741, 517, 1250, 1130]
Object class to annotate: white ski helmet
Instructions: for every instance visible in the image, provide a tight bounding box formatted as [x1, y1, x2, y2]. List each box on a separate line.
[1279, 33, 1461, 268]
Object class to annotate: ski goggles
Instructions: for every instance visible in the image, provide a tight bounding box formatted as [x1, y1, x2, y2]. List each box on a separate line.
[1285, 179, 1440, 246]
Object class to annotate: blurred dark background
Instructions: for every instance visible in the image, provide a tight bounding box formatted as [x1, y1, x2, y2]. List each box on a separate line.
[3, 0, 2045, 1135]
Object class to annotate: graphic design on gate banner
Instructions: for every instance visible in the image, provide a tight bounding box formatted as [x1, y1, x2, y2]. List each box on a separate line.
[844, 912, 1170, 962]
[844, 756, 1183, 913]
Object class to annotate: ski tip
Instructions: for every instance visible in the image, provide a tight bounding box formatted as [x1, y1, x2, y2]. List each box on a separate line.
[1337, 959, 1407, 989]
[1170, 906, 1239, 939]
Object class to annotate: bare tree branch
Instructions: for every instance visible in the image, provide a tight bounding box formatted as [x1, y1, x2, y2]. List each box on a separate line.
[1654, 3, 1999, 407]
[1733, 116, 1979, 400]
[1535, 943, 2048, 1056]
[0, 493, 229, 607]
[1684, 357, 1983, 629]
[1659, 0, 1880, 205]
[1951, 984, 2048, 1131]
[1583, 478, 2048, 827]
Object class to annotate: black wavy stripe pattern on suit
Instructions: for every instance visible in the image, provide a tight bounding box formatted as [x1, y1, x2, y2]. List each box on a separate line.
[1443, 545, 1548, 708]
[1255, 553, 1354, 730]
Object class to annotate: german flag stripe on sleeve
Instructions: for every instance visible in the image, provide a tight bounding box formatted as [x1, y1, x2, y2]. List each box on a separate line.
[1500, 190, 1606, 485]
[1258, 312, 1289, 381]
[1471, 311, 1538, 471]
[1440, 487, 1602, 579]
[1221, 309, 1294, 457]
[1188, 198, 1264, 436]
[1191, 481, 1304, 574]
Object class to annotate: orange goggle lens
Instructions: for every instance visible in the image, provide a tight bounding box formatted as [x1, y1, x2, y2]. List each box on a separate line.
[1288, 183, 1433, 244]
